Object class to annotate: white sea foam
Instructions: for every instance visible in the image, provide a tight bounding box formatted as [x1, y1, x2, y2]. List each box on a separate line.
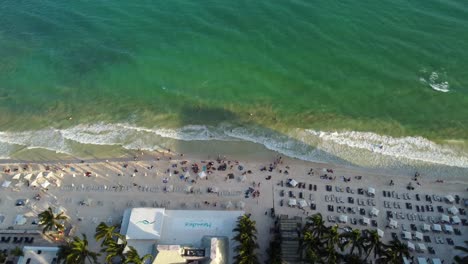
[420, 71, 450, 93]
[0, 123, 467, 169]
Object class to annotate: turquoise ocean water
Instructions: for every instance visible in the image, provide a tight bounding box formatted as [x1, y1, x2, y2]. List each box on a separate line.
[1, 0, 468, 170]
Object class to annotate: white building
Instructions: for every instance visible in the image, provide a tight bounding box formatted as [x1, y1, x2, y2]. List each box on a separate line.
[120, 208, 244, 264]
[17, 246, 59, 264]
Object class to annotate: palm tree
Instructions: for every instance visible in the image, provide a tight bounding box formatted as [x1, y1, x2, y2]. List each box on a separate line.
[343, 254, 365, 264]
[339, 228, 364, 256]
[65, 234, 100, 264]
[38, 207, 68, 234]
[123, 246, 153, 264]
[362, 230, 384, 260]
[299, 230, 322, 263]
[102, 234, 128, 264]
[95, 222, 118, 246]
[321, 225, 341, 264]
[57, 242, 73, 264]
[454, 241, 468, 264]
[232, 214, 260, 264]
[385, 238, 409, 263]
[304, 213, 328, 239]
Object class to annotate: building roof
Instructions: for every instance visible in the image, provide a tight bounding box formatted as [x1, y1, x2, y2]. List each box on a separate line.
[121, 208, 243, 264]
[17, 246, 59, 264]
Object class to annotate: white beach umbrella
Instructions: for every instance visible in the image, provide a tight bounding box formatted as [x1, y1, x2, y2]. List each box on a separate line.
[415, 231, 423, 241]
[407, 241, 415, 251]
[389, 219, 398, 228]
[46, 172, 54, 179]
[422, 223, 430, 232]
[339, 215, 348, 223]
[289, 179, 298, 187]
[444, 224, 453, 233]
[1, 181, 11, 188]
[441, 214, 450, 223]
[198, 171, 207, 179]
[14, 215, 27, 225]
[225, 201, 233, 209]
[448, 206, 459, 215]
[367, 187, 375, 195]
[12, 173, 21, 180]
[377, 228, 384, 238]
[432, 224, 442, 232]
[417, 243, 426, 252]
[298, 199, 308, 208]
[452, 215, 461, 224]
[239, 175, 247, 182]
[445, 195, 455, 203]
[362, 217, 370, 225]
[184, 185, 193, 193]
[237, 201, 245, 209]
[370, 207, 379, 216]
[24, 174, 33, 181]
[402, 231, 412, 240]
[41, 180, 51, 189]
[417, 257, 428, 264]
[288, 199, 297, 206]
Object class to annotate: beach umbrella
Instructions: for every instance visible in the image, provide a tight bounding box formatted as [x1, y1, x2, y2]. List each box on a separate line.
[36, 172, 44, 179]
[24, 174, 33, 181]
[339, 215, 348, 223]
[198, 171, 207, 179]
[417, 257, 428, 264]
[298, 199, 308, 208]
[1, 181, 11, 188]
[417, 243, 426, 252]
[377, 228, 384, 238]
[422, 223, 430, 232]
[184, 185, 193, 193]
[288, 199, 297, 206]
[362, 217, 370, 225]
[289, 179, 298, 187]
[452, 215, 461, 224]
[367, 187, 375, 196]
[432, 224, 442, 232]
[12, 173, 21, 180]
[239, 175, 247, 182]
[402, 231, 412, 240]
[444, 224, 453, 233]
[41, 180, 51, 189]
[441, 214, 450, 223]
[210, 186, 219, 193]
[407, 241, 415, 251]
[448, 206, 459, 215]
[46, 172, 54, 179]
[415, 231, 423, 241]
[445, 195, 455, 203]
[370, 207, 379, 216]
[14, 215, 27, 225]
[389, 219, 398, 228]
[237, 201, 245, 209]
[225, 201, 233, 209]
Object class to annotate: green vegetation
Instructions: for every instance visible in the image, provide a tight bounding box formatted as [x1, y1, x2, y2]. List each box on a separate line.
[299, 213, 410, 264]
[232, 214, 260, 264]
[38, 207, 68, 234]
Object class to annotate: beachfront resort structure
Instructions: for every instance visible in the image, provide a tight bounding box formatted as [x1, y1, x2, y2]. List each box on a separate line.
[120, 208, 243, 264]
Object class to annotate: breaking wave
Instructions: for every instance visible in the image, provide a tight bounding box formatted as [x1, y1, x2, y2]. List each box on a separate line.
[0, 123, 467, 169]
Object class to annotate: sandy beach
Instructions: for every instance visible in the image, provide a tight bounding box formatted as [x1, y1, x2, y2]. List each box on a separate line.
[0, 149, 466, 263]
